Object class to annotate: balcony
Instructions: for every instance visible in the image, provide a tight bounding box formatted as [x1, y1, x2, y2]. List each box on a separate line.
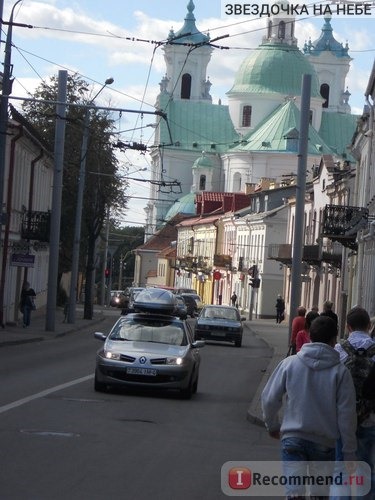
[268, 244, 292, 264]
[322, 204, 369, 250]
[21, 211, 51, 242]
[268, 241, 343, 268]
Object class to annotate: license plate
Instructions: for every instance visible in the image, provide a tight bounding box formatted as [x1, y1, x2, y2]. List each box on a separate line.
[213, 331, 226, 337]
[127, 367, 157, 376]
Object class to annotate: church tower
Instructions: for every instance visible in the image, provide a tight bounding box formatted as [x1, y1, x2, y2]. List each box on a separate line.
[304, 15, 352, 113]
[146, 1, 215, 238]
[161, 0, 213, 102]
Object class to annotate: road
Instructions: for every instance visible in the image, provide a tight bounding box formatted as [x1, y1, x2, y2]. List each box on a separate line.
[0, 314, 279, 500]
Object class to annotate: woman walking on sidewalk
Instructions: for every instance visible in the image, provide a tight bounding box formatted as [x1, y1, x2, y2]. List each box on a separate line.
[20, 281, 36, 328]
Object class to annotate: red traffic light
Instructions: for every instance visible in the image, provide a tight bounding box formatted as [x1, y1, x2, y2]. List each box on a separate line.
[105, 268, 110, 277]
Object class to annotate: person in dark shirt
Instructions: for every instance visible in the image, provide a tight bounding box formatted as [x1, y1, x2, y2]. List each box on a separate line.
[275, 294, 285, 324]
[20, 281, 36, 328]
[320, 300, 338, 326]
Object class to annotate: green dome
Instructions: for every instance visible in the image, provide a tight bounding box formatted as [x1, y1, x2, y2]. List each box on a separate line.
[165, 192, 196, 221]
[227, 44, 320, 97]
[192, 154, 213, 169]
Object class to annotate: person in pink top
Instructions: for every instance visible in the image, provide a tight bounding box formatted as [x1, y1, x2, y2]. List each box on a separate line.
[296, 310, 320, 352]
[290, 306, 306, 354]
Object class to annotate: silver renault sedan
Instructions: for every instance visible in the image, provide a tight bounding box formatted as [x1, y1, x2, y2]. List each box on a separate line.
[94, 289, 205, 398]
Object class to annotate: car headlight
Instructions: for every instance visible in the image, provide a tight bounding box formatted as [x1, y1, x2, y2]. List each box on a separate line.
[104, 351, 121, 360]
[166, 357, 184, 365]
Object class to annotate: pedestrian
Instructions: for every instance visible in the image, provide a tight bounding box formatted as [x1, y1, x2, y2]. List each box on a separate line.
[320, 299, 338, 326]
[295, 310, 320, 352]
[20, 281, 36, 328]
[330, 306, 375, 499]
[275, 294, 285, 324]
[311, 305, 319, 313]
[261, 315, 357, 499]
[290, 306, 306, 354]
[230, 292, 237, 307]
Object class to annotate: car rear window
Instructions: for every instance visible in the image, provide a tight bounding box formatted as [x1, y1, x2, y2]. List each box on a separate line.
[110, 318, 187, 346]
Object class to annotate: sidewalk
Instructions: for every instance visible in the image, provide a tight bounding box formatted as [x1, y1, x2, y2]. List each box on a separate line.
[245, 318, 289, 426]
[0, 306, 106, 347]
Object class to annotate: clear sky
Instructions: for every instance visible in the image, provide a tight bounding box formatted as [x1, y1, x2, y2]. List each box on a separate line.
[5, 0, 375, 226]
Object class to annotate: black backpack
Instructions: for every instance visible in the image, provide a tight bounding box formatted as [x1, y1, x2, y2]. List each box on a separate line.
[341, 340, 375, 425]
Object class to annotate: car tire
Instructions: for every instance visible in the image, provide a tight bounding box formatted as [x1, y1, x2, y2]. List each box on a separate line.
[235, 338, 242, 348]
[180, 377, 194, 399]
[192, 374, 199, 394]
[94, 371, 107, 392]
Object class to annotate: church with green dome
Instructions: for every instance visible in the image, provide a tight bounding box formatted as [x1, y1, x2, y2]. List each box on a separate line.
[145, 1, 357, 233]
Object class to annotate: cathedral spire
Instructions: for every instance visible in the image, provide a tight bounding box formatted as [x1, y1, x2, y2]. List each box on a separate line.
[168, 0, 209, 45]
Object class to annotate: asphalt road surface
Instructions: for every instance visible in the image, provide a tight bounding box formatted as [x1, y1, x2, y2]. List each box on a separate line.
[0, 315, 278, 500]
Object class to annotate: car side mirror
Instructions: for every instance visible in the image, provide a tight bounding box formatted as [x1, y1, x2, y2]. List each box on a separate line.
[192, 340, 205, 348]
[241, 316, 247, 322]
[94, 332, 107, 341]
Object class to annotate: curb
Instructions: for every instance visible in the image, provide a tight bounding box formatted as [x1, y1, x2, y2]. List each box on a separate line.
[245, 321, 287, 427]
[0, 314, 106, 347]
[53, 315, 106, 338]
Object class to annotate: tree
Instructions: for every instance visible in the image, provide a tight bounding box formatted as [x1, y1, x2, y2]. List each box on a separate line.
[22, 74, 128, 318]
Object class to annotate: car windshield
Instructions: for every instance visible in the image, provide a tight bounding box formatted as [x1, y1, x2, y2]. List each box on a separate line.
[109, 318, 187, 346]
[202, 307, 239, 321]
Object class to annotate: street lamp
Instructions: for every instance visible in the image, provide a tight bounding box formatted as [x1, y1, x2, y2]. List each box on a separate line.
[67, 78, 114, 323]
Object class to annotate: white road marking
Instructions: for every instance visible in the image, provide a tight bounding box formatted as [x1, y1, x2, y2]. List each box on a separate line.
[0, 374, 94, 414]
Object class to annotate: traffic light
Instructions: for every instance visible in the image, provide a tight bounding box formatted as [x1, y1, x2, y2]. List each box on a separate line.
[249, 278, 261, 288]
[105, 268, 110, 278]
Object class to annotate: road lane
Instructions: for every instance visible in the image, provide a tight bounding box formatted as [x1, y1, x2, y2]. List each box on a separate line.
[0, 320, 278, 500]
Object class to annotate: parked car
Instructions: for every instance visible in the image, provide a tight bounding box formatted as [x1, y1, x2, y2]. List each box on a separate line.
[121, 287, 145, 314]
[94, 288, 205, 398]
[174, 295, 188, 320]
[180, 293, 203, 317]
[110, 290, 126, 308]
[194, 305, 245, 347]
[175, 288, 196, 295]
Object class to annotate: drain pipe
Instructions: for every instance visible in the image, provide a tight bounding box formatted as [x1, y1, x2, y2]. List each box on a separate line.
[357, 96, 375, 306]
[0, 125, 23, 326]
[23, 148, 44, 285]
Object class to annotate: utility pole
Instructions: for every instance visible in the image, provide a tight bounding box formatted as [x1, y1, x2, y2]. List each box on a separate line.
[45, 70, 68, 331]
[288, 74, 311, 345]
[67, 78, 114, 323]
[100, 206, 110, 306]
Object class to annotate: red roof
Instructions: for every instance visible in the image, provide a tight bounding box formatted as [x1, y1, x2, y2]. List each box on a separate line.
[196, 192, 250, 215]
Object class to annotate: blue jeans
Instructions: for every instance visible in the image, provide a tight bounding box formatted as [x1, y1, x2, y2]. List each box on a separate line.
[357, 425, 375, 499]
[281, 437, 335, 498]
[330, 426, 375, 499]
[23, 305, 32, 326]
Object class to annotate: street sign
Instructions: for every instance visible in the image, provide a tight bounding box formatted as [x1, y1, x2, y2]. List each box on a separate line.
[10, 253, 35, 267]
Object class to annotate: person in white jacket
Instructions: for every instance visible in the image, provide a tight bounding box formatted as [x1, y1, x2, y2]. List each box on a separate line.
[261, 315, 357, 499]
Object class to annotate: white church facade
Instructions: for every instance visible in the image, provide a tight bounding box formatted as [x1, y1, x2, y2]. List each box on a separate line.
[145, 0, 357, 236]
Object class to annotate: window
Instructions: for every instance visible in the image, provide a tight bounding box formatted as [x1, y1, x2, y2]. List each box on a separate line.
[242, 105, 252, 127]
[278, 21, 285, 39]
[320, 84, 329, 108]
[233, 172, 242, 192]
[199, 175, 206, 191]
[267, 20, 272, 38]
[181, 73, 192, 99]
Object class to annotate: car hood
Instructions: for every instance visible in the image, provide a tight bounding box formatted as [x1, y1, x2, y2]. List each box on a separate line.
[105, 339, 188, 357]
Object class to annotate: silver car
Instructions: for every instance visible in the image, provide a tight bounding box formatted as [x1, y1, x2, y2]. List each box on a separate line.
[94, 312, 204, 398]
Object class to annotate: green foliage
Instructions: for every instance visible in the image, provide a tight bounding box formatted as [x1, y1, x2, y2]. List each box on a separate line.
[22, 74, 128, 275]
